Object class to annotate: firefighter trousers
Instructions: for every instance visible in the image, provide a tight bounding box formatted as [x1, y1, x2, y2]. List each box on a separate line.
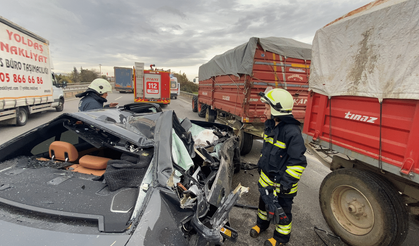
[256, 195, 294, 243]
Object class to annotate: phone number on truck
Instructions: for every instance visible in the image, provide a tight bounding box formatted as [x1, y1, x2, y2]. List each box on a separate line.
[0, 72, 44, 84]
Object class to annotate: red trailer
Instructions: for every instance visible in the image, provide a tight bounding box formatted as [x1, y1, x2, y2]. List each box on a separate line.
[193, 37, 312, 155]
[304, 94, 419, 173]
[303, 0, 419, 245]
[134, 63, 170, 105]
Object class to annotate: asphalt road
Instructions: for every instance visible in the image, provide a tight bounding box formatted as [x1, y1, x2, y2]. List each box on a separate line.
[0, 92, 417, 246]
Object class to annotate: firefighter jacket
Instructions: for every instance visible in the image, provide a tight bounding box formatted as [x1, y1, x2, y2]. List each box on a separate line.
[257, 116, 307, 197]
[76, 89, 110, 112]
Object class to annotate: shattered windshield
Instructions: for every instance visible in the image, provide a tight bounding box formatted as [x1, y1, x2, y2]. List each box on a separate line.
[79, 111, 162, 146]
[125, 113, 160, 139]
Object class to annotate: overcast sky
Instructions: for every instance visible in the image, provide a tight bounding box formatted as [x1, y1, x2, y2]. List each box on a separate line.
[1, 0, 372, 80]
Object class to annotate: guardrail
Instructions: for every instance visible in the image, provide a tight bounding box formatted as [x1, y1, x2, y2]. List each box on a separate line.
[62, 82, 115, 99]
[64, 86, 88, 91]
[62, 85, 88, 99]
[63, 83, 196, 101]
[180, 91, 196, 101]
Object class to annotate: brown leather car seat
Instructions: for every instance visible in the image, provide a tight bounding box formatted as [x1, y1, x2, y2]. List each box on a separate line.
[69, 155, 111, 176]
[49, 141, 79, 162]
[49, 141, 110, 176]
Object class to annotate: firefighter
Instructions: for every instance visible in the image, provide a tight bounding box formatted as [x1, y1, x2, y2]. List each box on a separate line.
[76, 78, 118, 111]
[249, 88, 307, 246]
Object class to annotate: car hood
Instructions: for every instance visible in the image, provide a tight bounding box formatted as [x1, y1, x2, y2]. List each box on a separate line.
[0, 187, 194, 246]
[0, 220, 130, 246]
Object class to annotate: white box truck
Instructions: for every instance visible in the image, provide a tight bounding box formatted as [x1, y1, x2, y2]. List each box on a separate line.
[0, 16, 64, 126]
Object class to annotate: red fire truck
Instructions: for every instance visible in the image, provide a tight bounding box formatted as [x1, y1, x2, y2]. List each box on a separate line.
[133, 63, 171, 105]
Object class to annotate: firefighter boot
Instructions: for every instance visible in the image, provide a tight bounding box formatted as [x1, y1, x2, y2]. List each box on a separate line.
[249, 225, 264, 238]
[264, 237, 286, 246]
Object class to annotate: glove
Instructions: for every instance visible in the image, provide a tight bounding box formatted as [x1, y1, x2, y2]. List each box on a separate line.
[280, 186, 291, 195]
[259, 187, 277, 222]
[279, 182, 291, 195]
[272, 175, 289, 195]
[275, 205, 290, 225]
[259, 187, 290, 225]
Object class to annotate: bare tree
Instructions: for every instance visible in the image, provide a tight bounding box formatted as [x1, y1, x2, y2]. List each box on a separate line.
[173, 72, 198, 93]
[80, 67, 99, 82]
[72, 67, 80, 82]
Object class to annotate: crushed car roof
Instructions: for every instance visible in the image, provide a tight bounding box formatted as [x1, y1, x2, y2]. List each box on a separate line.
[0, 105, 248, 246]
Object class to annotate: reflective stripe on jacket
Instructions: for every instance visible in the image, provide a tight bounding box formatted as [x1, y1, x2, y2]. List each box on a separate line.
[259, 170, 299, 195]
[257, 118, 307, 196]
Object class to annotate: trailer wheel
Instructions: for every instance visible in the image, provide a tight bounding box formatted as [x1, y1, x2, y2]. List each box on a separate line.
[206, 108, 217, 123]
[238, 130, 253, 156]
[319, 168, 407, 246]
[56, 98, 64, 112]
[198, 104, 207, 118]
[192, 96, 198, 112]
[367, 171, 409, 246]
[16, 107, 29, 126]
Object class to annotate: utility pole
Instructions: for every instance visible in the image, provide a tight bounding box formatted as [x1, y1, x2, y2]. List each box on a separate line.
[99, 64, 102, 75]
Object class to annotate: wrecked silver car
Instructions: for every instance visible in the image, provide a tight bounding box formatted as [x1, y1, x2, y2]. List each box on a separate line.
[0, 103, 248, 246]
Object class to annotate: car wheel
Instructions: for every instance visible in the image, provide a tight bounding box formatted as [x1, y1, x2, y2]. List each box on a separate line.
[238, 130, 253, 156]
[56, 98, 64, 112]
[192, 96, 198, 112]
[16, 107, 29, 126]
[319, 168, 408, 246]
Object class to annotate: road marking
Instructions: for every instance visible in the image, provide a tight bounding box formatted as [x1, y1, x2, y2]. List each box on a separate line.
[178, 97, 190, 104]
[115, 96, 123, 100]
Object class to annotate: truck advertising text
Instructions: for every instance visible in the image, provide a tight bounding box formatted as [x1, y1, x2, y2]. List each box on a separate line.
[1, 22, 52, 98]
